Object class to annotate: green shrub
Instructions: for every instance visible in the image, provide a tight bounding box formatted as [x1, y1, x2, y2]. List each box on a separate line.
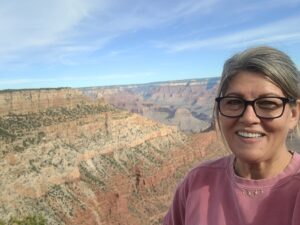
[0, 214, 46, 225]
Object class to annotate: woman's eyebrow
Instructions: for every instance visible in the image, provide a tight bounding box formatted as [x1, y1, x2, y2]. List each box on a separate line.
[224, 92, 284, 98]
[223, 92, 243, 97]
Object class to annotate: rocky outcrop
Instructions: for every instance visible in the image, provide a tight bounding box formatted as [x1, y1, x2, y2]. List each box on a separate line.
[0, 88, 98, 116]
[171, 107, 209, 133]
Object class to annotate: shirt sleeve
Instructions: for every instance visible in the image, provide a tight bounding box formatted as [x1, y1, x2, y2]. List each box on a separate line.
[292, 188, 300, 225]
[163, 177, 189, 225]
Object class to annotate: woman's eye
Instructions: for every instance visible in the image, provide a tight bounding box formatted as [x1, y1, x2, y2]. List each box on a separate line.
[226, 99, 242, 105]
[257, 100, 280, 109]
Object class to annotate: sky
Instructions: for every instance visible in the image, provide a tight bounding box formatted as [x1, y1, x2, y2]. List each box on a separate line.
[0, 0, 300, 90]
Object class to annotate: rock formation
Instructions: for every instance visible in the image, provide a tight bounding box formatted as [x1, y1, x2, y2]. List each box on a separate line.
[0, 88, 227, 225]
[81, 78, 220, 133]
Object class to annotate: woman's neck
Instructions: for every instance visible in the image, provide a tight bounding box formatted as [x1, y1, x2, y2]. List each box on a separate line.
[234, 151, 293, 179]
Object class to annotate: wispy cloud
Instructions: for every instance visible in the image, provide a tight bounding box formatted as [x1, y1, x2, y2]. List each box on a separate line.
[158, 15, 300, 52]
[1, 0, 300, 90]
[0, 0, 219, 66]
[0, 0, 102, 67]
[229, 0, 300, 14]
[0, 72, 153, 88]
[0, 0, 93, 52]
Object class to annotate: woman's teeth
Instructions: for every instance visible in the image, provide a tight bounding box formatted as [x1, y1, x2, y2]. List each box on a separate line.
[237, 131, 263, 138]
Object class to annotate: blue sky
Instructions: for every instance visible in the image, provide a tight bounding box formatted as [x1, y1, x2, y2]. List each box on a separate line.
[1, 0, 300, 90]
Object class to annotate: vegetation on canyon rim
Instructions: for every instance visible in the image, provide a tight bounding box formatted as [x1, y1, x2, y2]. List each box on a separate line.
[0, 214, 46, 225]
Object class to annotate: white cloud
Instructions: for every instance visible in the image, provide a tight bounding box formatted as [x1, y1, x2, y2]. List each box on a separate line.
[158, 15, 300, 52]
[0, 79, 31, 85]
[0, 72, 152, 85]
[0, 72, 156, 89]
[0, 0, 220, 65]
[0, 0, 95, 51]
[230, 0, 300, 13]
[1, 0, 299, 67]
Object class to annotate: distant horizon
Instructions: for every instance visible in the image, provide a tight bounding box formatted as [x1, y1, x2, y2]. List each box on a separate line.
[0, 76, 221, 92]
[0, 1, 300, 90]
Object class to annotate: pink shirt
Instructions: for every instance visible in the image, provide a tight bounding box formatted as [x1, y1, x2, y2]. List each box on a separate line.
[164, 152, 300, 225]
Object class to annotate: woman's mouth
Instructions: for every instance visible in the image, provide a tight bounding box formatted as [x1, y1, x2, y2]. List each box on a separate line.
[237, 131, 264, 138]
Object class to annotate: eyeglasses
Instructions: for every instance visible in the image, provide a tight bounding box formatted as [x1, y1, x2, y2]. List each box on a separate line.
[215, 96, 296, 119]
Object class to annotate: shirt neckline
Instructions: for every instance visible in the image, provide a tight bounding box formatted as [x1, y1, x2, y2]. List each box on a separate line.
[228, 152, 300, 190]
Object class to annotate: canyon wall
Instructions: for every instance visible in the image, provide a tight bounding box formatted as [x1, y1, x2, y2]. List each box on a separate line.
[81, 78, 220, 133]
[0, 88, 94, 116]
[0, 88, 226, 225]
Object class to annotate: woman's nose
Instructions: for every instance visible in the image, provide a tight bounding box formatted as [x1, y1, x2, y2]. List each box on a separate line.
[239, 104, 260, 124]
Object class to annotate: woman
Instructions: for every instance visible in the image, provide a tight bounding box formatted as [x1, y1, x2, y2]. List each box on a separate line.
[163, 46, 300, 225]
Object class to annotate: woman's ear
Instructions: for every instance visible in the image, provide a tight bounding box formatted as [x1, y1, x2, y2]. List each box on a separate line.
[289, 100, 300, 130]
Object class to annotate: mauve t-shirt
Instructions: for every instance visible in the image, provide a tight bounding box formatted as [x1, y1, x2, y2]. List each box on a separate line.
[164, 152, 300, 225]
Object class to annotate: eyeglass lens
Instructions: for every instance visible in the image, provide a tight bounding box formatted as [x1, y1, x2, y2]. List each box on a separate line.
[218, 97, 286, 118]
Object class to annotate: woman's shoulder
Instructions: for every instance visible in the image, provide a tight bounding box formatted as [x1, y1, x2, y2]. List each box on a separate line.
[174, 155, 233, 198]
[192, 155, 232, 172]
[292, 152, 300, 178]
[184, 155, 233, 184]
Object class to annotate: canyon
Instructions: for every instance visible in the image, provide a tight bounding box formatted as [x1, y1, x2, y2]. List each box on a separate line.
[81, 78, 220, 133]
[0, 85, 227, 225]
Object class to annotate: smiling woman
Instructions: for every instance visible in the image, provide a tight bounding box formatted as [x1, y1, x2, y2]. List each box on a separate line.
[163, 46, 300, 225]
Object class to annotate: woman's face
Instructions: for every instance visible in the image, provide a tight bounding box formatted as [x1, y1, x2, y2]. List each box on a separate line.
[218, 71, 299, 163]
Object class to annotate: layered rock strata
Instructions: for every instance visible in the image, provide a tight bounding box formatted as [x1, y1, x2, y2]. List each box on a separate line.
[81, 78, 220, 133]
[0, 88, 227, 224]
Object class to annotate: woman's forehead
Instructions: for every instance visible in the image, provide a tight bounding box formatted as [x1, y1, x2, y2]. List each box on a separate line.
[223, 71, 285, 97]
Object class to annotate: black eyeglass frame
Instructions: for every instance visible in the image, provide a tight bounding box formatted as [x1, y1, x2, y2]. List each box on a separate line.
[215, 96, 296, 119]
